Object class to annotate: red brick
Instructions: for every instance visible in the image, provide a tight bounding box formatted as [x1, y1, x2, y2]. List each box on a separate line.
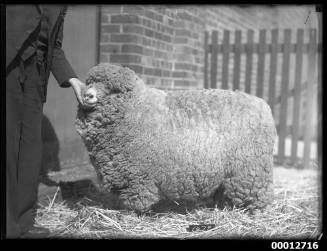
[122, 64, 144, 74]
[144, 67, 162, 76]
[154, 68, 162, 76]
[101, 14, 109, 24]
[144, 67, 155, 76]
[145, 77, 159, 86]
[176, 29, 192, 37]
[168, 18, 174, 26]
[110, 54, 142, 64]
[110, 34, 140, 43]
[100, 34, 110, 43]
[174, 80, 193, 87]
[142, 37, 152, 47]
[102, 6, 122, 14]
[121, 44, 143, 54]
[192, 32, 199, 39]
[145, 29, 155, 38]
[153, 50, 165, 59]
[100, 53, 109, 63]
[142, 18, 156, 29]
[102, 25, 121, 33]
[174, 63, 193, 71]
[173, 71, 188, 78]
[142, 48, 152, 57]
[161, 34, 172, 43]
[192, 65, 198, 72]
[161, 25, 174, 35]
[122, 5, 145, 15]
[176, 11, 193, 21]
[122, 25, 144, 34]
[111, 14, 140, 24]
[162, 70, 172, 77]
[160, 79, 173, 88]
[174, 37, 188, 44]
[101, 44, 120, 53]
[175, 45, 192, 54]
[145, 9, 163, 22]
[154, 31, 162, 40]
[175, 54, 193, 62]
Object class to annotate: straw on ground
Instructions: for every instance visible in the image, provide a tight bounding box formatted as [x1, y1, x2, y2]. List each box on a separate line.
[35, 166, 321, 239]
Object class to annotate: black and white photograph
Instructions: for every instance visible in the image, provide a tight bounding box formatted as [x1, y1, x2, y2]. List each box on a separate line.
[3, 4, 322, 241]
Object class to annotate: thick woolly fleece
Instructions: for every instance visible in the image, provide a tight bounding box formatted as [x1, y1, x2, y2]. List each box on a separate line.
[75, 63, 277, 213]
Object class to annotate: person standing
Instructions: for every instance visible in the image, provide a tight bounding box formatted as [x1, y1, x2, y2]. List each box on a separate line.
[6, 4, 86, 238]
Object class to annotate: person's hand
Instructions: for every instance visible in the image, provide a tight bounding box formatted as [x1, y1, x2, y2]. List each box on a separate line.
[68, 78, 86, 106]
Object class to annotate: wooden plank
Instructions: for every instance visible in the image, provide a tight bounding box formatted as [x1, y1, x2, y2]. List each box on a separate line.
[275, 81, 307, 104]
[233, 30, 242, 91]
[291, 29, 304, 164]
[245, 30, 254, 94]
[204, 31, 209, 89]
[229, 42, 317, 55]
[256, 30, 266, 98]
[210, 30, 218, 89]
[268, 29, 279, 116]
[222, 30, 230, 89]
[303, 29, 317, 168]
[317, 15, 322, 170]
[277, 29, 292, 164]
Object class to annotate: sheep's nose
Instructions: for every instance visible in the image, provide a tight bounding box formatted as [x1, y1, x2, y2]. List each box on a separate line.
[86, 93, 94, 99]
[83, 88, 98, 105]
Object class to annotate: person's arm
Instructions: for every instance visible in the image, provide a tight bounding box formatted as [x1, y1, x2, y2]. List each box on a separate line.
[50, 8, 85, 105]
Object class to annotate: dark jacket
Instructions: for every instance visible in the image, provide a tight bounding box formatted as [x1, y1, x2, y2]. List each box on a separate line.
[6, 5, 77, 101]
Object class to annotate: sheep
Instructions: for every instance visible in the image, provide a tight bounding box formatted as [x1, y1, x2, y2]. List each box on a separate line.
[75, 63, 277, 213]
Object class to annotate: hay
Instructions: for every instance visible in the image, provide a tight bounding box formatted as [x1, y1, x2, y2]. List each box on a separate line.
[35, 166, 321, 239]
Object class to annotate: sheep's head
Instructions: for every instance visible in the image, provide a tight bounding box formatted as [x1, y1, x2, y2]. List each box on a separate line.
[76, 63, 147, 140]
[81, 63, 145, 110]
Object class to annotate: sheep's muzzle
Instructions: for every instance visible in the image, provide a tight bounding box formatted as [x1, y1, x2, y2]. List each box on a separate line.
[83, 87, 98, 107]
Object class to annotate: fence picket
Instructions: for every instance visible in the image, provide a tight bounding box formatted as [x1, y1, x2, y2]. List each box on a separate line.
[256, 30, 266, 98]
[233, 30, 242, 91]
[245, 30, 254, 94]
[291, 29, 304, 164]
[317, 13, 322, 169]
[204, 31, 209, 89]
[277, 29, 292, 164]
[268, 29, 279, 116]
[210, 30, 218, 89]
[222, 30, 230, 89]
[204, 28, 320, 168]
[303, 29, 317, 168]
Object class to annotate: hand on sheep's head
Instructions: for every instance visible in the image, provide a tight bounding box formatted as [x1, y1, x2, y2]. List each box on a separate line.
[68, 78, 87, 106]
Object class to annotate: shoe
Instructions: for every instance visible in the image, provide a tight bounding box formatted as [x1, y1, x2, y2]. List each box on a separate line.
[20, 226, 50, 239]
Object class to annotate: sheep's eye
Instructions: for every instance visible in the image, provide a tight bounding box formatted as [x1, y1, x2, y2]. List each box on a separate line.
[110, 89, 121, 95]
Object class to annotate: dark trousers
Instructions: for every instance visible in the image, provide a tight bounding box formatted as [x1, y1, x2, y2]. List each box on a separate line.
[6, 56, 44, 238]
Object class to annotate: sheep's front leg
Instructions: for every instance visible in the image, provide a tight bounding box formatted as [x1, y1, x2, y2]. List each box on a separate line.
[119, 181, 160, 213]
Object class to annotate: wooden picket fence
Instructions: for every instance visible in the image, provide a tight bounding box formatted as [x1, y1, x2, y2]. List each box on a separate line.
[204, 28, 321, 168]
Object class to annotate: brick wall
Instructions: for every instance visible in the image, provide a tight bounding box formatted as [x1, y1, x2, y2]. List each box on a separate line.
[100, 5, 206, 90]
[99, 5, 317, 90]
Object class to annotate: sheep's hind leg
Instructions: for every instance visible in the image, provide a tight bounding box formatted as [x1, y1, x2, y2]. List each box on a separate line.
[217, 159, 274, 211]
[119, 182, 160, 213]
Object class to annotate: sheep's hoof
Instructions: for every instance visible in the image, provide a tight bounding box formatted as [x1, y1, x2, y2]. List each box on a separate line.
[120, 197, 152, 213]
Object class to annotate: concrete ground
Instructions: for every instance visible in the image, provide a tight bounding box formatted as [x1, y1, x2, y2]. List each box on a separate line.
[37, 162, 97, 206]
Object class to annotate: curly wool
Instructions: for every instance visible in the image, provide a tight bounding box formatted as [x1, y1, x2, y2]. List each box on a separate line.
[76, 63, 277, 213]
